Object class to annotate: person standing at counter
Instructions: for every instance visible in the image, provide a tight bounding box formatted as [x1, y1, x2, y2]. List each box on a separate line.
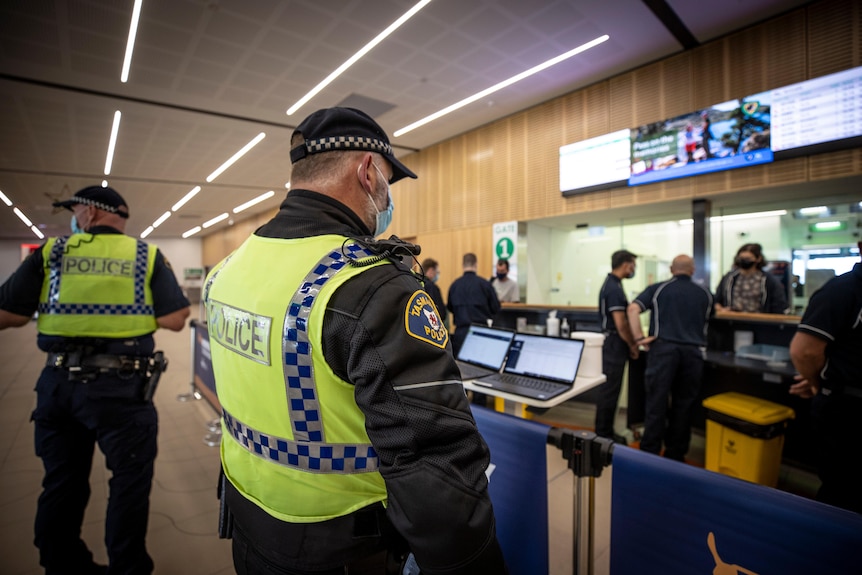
[490, 258, 520, 303]
[788, 240, 862, 514]
[715, 243, 788, 314]
[448, 253, 501, 355]
[627, 255, 714, 461]
[594, 249, 639, 444]
[418, 257, 447, 329]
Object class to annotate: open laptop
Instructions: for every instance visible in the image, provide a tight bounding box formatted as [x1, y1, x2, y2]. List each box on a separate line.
[455, 324, 516, 381]
[472, 333, 586, 401]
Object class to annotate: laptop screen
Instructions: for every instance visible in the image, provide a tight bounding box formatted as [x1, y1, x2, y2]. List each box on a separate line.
[503, 333, 585, 384]
[457, 325, 515, 370]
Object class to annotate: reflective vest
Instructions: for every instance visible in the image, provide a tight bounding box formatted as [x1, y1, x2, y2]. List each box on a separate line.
[37, 234, 158, 338]
[205, 234, 388, 523]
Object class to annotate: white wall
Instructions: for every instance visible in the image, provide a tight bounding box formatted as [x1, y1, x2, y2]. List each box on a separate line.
[148, 238, 203, 285]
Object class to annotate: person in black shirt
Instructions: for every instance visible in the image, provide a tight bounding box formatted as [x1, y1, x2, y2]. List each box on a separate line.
[627, 255, 714, 461]
[594, 249, 639, 443]
[789, 241, 862, 514]
[447, 253, 500, 355]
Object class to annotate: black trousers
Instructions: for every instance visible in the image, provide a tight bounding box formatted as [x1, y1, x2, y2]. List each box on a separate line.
[224, 478, 406, 574]
[640, 340, 704, 461]
[811, 391, 862, 514]
[32, 366, 157, 575]
[594, 333, 628, 438]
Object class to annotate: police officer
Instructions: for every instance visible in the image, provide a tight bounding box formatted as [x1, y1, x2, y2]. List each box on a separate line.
[627, 255, 714, 461]
[0, 185, 190, 574]
[789, 240, 862, 514]
[447, 253, 501, 355]
[205, 107, 507, 574]
[594, 249, 639, 443]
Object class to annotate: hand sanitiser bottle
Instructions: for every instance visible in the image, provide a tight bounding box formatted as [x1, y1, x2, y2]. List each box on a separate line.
[560, 317, 570, 338]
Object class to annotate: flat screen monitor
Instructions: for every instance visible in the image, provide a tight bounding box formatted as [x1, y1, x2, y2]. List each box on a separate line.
[771, 65, 862, 159]
[628, 91, 773, 186]
[559, 128, 631, 195]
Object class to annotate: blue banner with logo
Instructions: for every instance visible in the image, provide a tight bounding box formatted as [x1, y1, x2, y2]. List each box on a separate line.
[611, 446, 862, 574]
[472, 406, 550, 575]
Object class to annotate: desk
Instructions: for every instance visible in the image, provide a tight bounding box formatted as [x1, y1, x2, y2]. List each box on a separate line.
[463, 374, 607, 409]
[704, 350, 797, 380]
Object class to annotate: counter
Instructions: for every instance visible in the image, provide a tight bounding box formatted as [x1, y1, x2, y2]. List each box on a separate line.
[495, 304, 815, 468]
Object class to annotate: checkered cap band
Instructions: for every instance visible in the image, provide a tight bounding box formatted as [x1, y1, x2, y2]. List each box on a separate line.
[223, 410, 379, 474]
[304, 136, 391, 157]
[64, 196, 128, 217]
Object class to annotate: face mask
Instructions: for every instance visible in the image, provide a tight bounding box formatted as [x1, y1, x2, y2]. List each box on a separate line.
[496, 272, 507, 280]
[626, 264, 636, 279]
[368, 163, 393, 235]
[737, 258, 756, 270]
[71, 215, 84, 234]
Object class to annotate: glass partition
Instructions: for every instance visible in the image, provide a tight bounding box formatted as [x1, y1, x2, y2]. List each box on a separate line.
[527, 195, 860, 317]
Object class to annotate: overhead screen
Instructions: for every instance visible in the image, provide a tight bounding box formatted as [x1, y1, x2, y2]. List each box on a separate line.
[560, 65, 862, 196]
[771, 66, 862, 159]
[559, 129, 631, 194]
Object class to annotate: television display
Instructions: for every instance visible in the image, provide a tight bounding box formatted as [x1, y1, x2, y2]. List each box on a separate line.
[559, 129, 631, 195]
[771, 65, 862, 159]
[628, 91, 773, 186]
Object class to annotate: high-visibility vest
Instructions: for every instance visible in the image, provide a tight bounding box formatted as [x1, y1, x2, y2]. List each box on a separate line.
[205, 234, 389, 523]
[37, 234, 158, 338]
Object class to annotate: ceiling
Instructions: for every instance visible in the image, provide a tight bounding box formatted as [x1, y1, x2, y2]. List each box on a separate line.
[0, 0, 814, 241]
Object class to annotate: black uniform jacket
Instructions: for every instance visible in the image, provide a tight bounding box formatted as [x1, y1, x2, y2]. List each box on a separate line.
[252, 189, 507, 574]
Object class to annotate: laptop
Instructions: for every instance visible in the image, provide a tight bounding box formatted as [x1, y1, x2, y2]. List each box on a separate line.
[455, 324, 516, 380]
[472, 333, 586, 401]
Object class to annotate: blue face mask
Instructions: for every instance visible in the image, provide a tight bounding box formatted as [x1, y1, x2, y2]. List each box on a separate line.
[375, 191, 393, 236]
[70, 215, 84, 234]
[370, 163, 394, 236]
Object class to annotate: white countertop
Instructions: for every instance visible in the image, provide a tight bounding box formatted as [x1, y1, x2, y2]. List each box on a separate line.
[462, 373, 607, 409]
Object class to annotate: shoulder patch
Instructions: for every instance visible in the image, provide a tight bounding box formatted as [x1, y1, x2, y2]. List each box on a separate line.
[404, 290, 449, 349]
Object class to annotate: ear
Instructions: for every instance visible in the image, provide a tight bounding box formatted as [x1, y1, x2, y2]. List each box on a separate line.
[356, 153, 374, 192]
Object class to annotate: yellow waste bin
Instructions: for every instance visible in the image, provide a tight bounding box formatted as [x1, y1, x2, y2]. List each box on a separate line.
[701, 392, 795, 487]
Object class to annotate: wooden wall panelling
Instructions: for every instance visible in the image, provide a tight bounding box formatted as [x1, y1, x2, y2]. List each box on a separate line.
[763, 10, 807, 89]
[766, 156, 808, 186]
[632, 63, 663, 126]
[725, 22, 768, 98]
[529, 99, 565, 220]
[690, 40, 727, 108]
[809, 149, 862, 180]
[608, 74, 635, 132]
[807, 0, 859, 77]
[583, 82, 611, 138]
[660, 53, 693, 118]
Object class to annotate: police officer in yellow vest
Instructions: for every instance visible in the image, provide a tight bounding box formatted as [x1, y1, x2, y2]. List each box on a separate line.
[206, 107, 507, 575]
[0, 186, 190, 575]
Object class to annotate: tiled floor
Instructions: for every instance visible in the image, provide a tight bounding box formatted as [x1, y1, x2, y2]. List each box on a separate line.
[0, 316, 820, 575]
[0, 316, 234, 575]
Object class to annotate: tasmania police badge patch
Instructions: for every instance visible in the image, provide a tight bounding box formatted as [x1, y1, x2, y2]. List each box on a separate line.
[405, 290, 448, 348]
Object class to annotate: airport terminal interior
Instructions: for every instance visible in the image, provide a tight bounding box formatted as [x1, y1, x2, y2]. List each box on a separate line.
[1, 0, 861, 574]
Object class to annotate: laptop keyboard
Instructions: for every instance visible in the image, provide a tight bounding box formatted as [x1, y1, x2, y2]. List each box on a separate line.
[496, 373, 561, 392]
